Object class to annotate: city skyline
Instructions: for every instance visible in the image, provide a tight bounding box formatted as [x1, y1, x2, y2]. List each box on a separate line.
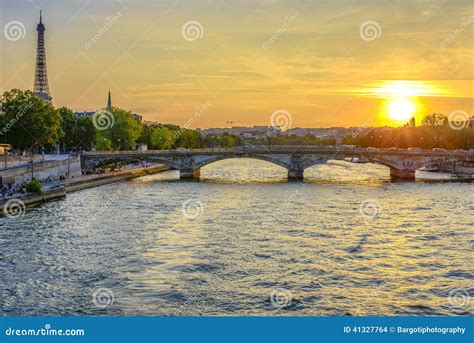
[1, 0, 473, 129]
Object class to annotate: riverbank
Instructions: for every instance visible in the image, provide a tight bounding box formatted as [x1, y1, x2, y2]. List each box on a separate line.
[0, 187, 66, 216]
[0, 155, 81, 185]
[0, 164, 169, 216]
[62, 164, 169, 193]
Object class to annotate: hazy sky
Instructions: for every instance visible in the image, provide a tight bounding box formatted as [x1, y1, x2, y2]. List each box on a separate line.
[1, 0, 473, 128]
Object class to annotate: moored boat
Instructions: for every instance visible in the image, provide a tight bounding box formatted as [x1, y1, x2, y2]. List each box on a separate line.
[419, 165, 439, 172]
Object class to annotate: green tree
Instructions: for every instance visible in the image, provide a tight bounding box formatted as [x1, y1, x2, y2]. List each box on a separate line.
[58, 107, 75, 149]
[26, 179, 43, 194]
[421, 113, 447, 126]
[0, 89, 62, 151]
[137, 124, 154, 147]
[95, 137, 112, 151]
[403, 116, 416, 127]
[58, 107, 96, 151]
[174, 129, 203, 148]
[219, 133, 236, 147]
[95, 107, 142, 150]
[203, 134, 220, 147]
[150, 127, 175, 149]
[76, 116, 96, 151]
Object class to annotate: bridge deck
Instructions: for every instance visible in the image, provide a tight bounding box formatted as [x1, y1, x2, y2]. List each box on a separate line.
[83, 146, 474, 158]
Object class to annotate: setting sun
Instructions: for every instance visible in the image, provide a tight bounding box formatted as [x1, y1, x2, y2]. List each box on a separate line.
[388, 97, 416, 121]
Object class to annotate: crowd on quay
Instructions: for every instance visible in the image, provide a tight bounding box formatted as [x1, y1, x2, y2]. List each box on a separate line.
[1, 181, 27, 199]
[1, 177, 62, 200]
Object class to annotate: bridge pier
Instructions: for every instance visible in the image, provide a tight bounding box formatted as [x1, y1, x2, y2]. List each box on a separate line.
[288, 169, 304, 181]
[390, 169, 416, 181]
[180, 168, 200, 180]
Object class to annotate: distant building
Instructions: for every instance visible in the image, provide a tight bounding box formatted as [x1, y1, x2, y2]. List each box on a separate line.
[133, 113, 143, 123]
[285, 127, 352, 139]
[75, 111, 95, 118]
[197, 126, 281, 139]
[133, 143, 147, 151]
[143, 120, 161, 126]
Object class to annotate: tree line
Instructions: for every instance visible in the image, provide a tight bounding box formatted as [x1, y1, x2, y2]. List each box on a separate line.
[1, 89, 471, 152]
[0, 89, 235, 152]
[344, 113, 473, 150]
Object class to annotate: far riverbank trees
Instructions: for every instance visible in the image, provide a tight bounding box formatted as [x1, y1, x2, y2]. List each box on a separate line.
[1, 89, 472, 152]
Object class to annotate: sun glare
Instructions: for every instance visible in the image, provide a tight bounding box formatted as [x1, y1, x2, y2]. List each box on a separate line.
[387, 97, 415, 121]
[362, 80, 443, 98]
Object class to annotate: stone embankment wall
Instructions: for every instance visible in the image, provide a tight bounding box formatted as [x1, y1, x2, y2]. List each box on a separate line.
[0, 154, 72, 169]
[0, 156, 82, 184]
[0, 187, 66, 216]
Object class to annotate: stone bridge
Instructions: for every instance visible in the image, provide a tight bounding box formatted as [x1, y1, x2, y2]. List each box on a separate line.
[81, 146, 474, 181]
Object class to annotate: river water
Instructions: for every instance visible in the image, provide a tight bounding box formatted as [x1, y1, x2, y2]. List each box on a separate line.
[1, 160, 472, 316]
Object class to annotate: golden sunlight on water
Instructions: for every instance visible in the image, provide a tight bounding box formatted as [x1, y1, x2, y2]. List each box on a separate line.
[0, 160, 472, 316]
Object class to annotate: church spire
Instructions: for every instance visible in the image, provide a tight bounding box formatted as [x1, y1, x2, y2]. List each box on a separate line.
[107, 90, 112, 112]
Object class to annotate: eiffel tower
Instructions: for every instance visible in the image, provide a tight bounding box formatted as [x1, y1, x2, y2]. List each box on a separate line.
[33, 11, 52, 104]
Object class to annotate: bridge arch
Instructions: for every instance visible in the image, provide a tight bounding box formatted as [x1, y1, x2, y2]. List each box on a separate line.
[193, 156, 289, 181]
[182, 154, 292, 180]
[193, 154, 292, 170]
[296, 154, 410, 172]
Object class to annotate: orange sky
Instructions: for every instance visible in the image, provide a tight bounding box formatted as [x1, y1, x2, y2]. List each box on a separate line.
[1, 0, 473, 128]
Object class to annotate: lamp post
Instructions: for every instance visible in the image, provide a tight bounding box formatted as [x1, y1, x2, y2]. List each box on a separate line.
[31, 152, 34, 180]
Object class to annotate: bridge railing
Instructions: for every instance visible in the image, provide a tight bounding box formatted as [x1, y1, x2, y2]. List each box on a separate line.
[82, 148, 236, 155]
[82, 146, 474, 157]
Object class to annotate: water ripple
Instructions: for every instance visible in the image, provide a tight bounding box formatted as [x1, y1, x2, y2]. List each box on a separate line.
[0, 160, 472, 316]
